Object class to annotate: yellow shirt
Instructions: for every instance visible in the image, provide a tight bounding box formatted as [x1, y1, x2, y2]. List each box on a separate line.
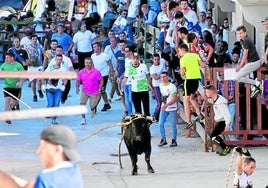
[180, 53, 201, 79]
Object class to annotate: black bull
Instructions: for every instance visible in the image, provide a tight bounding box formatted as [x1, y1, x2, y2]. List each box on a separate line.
[121, 114, 155, 175]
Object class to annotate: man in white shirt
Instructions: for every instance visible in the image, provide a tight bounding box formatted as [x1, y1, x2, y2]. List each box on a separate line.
[149, 53, 166, 121]
[49, 45, 74, 104]
[126, 0, 140, 41]
[121, 53, 152, 116]
[198, 11, 207, 31]
[157, 2, 169, 52]
[104, 36, 121, 101]
[158, 71, 179, 147]
[20, 29, 33, 49]
[233, 147, 255, 188]
[180, 0, 198, 26]
[119, 46, 134, 115]
[91, 42, 113, 111]
[112, 9, 128, 35]
[73, 21, 96, 70]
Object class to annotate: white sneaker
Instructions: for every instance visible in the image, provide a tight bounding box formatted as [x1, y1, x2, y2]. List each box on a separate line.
[81, 118, 86, 125]
[256, 80, 264, 94]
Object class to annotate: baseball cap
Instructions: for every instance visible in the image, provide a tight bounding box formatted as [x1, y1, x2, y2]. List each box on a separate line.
[57, 22, 65, 27]
[261, 17, 268, 23]
[41, 125, 80, 162]
[133, 52, 139, 57]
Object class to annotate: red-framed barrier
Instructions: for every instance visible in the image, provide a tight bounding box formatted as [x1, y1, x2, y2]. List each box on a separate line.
[204, 66, 268, 147]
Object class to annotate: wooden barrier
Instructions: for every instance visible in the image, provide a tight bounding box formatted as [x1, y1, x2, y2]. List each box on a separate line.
[0, 105, 87, 121]
[0, 71, 77, 79]
[202, 67, 268, 148]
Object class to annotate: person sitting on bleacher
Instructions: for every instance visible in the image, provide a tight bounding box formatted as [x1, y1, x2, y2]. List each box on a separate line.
[126, 0, 140, 41]
[140, 4, 158, 27]
[173, 10, 202, 37]
[112, 9, 128, 36]
[102, 3, 118, 35]
[157, 1, 170, 52]
[180, 0, 199, 29]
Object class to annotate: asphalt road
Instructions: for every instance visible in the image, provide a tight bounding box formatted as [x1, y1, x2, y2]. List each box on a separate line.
[1, 79, 268, 188]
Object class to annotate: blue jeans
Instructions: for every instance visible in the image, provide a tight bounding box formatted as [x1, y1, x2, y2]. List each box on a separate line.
[126, 17, 136, 41]
[159, 110, 177, 140]
[124, 84, 133, 115]
[228, 103, 236, 131]
[46, 88, 63, 121]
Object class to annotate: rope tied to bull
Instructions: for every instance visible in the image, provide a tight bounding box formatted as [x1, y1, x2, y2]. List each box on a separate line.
[76, 114, 149, 143]
[76, 114, 151, 169]
[119, 114, 148, 169]
[120, 114, 148, 138]
[119, 113, 156, 169]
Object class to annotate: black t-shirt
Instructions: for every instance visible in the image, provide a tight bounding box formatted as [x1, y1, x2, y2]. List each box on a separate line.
[7, 47, 29, 70]
[240, 36, 260, 62]
[215, 53, 231, 68]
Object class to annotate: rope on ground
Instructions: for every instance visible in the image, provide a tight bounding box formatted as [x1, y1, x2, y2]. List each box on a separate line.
[88, 124, 128, 187]
[2, 88, 51, 125]
[92, 162, 119, 165]
[76, 123, 122, 142]
[91, 161, 128, 188]
[76, 122, 125, 168]
[225, 147, 237, 188]
[77, 122, 127, 172]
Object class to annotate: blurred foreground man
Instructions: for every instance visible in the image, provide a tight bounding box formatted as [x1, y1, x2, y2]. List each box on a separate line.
[0, 125, 83, 188]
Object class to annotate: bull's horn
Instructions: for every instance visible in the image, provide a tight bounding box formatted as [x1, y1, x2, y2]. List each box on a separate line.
[122, 115, 132, 121]
[146, 116, 156, 122]
[121, 121, 131, 127]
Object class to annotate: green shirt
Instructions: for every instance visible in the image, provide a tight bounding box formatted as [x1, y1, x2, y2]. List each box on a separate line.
[0, 61, 24, 88]
[125, 63, 149, 92]
[180, 52, 201, 79]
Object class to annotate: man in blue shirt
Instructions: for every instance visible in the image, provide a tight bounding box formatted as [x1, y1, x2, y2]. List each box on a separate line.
[0, 125, 83, 188]
[51, 23, 74, 56]
[141, 4, 158, 26]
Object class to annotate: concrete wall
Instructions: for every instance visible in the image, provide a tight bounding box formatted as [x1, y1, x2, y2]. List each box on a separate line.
[210, 0, 268, 57]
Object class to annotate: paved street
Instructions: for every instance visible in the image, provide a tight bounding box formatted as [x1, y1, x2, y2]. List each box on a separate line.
[0, 79, 268, 188]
